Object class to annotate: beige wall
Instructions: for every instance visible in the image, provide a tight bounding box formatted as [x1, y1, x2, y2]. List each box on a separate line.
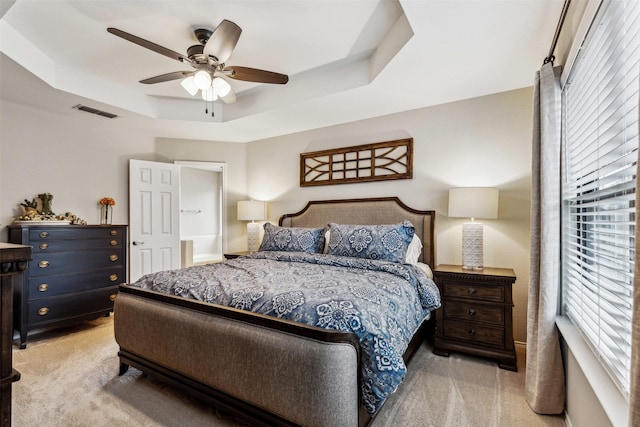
[0, 101, 248, 252]
[248, 87, 534, 343]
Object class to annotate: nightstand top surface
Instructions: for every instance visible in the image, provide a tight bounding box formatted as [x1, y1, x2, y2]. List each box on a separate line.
[434, 264, 516, 279]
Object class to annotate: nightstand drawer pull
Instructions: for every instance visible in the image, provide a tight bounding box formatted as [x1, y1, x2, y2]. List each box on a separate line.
[109, 254, 119, 262]
[468, 308, 476, 316]
[110, 230, 118, 236]
[468, 287, 476, 295]
[109, 274, 118, 282]
[110, 240, 118, 246]
[468, 329, 476, 336]
[39, 231, 49, 238]
[38, 260, 50, 268]
[39, 243, 49, 250]
[109, 294, 117, 302]
[38, 283, 49, 292]
[38, 307, 49, 316]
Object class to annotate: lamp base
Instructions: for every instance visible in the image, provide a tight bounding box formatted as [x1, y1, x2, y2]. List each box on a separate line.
[246, 222, 261, 252]
[462, 222, 483, 270]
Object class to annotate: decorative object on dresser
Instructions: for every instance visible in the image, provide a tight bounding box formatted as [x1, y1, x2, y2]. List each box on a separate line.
[98, 197, 116, 225]
[0, 243, 31, 427]
[448, 187, 499, 270]
[237, 200, 266, 252]
[8, 224, 127, 349]
[432, 264, 517, 371]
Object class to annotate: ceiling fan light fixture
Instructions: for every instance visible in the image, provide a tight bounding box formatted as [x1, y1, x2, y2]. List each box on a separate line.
[193, 69, 213, 90]
[213, 78, 237, 103]
[201, 86, 218, 102]
[180, 76, 198, 96]
[213, 77, 230, 96]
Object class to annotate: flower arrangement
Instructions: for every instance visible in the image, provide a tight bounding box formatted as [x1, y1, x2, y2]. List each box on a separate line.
[99, 197, 116, 206]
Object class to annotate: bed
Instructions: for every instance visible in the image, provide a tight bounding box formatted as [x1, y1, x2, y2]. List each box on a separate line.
[114, 197, 439, 427]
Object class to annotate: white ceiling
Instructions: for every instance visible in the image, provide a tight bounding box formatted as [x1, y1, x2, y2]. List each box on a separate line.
[0, 0, 563, 143]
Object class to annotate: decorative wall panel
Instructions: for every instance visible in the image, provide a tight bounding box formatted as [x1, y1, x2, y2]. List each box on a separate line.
[300, 138, 413, 187]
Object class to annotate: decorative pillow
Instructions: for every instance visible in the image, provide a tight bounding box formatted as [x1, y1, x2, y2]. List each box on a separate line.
[259, 223, 326, 254]
[326, 221, 415, 263]
[405, 234, 423, 265]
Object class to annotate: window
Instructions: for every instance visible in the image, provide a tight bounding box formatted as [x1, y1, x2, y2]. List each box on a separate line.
[561, 0, 639, 396]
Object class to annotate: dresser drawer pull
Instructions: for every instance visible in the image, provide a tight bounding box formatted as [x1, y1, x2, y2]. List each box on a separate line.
[110, 230, 118, 236]
[39, 231, 49, 238]
[38, 283, 49, 292]
[468, 287, 476, 295]
[468, 329, 476, 336]
[38, 307, 49, 316]
[109, 274, 118, 282]
[109, 294, 117, 302]
[468, 308, 476, 316]
[39, 243, 49, 250]
[110, 240, 118, 246]
[38, 260, 50, 268]
[109, 254, 119, 262]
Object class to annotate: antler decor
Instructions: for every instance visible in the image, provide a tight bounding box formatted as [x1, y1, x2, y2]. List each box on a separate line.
[300, 138, 413, 187]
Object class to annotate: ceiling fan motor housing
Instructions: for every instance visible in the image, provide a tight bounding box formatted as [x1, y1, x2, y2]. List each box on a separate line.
[194, 28, 213, 45]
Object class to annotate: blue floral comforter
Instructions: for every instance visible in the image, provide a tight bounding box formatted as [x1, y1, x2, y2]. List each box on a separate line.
[130, 251, 441, 415]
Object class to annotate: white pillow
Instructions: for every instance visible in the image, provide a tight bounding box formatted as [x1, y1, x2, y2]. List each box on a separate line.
[415, 262, 433, 279]
[405, 234, 423, 265]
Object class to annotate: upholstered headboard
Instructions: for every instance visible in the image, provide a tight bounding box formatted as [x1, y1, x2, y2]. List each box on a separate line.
[279, 197, 436, 267]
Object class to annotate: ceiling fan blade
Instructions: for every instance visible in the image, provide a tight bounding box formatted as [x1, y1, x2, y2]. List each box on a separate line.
[108, 27, 191, 64]
[140, 71, 193, 84]
[204, 20, 242, 64]
[226, 66, 289, 84]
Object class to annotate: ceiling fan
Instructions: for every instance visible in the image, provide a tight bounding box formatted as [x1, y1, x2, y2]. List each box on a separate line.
[107, 20, 288, 105]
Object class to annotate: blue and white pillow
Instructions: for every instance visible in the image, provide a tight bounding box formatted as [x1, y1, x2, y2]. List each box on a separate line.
[326, 221, 415, 263]
[259, 223, 326, 254]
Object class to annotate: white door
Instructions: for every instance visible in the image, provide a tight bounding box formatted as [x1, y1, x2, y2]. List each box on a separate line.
[129, 159, 181, 282]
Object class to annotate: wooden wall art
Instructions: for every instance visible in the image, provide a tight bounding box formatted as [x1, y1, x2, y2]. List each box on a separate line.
[300, 138, 413, 187]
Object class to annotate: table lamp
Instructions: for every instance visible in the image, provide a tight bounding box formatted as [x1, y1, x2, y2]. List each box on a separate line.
[237, 200, 266, 252]
[448, 187, 499, 270]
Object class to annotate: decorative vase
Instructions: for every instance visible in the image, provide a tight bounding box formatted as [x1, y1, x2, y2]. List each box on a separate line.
[100, 205, 113, 225]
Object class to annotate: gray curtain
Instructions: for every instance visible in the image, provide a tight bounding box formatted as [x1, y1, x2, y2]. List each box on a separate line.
[525, 62, 565, 414]
[630, 87, 640, 426]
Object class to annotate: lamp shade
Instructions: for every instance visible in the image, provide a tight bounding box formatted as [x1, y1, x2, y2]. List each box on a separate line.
[237, 200, 266, 221]
[448, 187, 499, 219]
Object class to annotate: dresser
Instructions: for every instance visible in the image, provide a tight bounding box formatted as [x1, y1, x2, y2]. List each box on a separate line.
[0, 242, 31, 427]
[432, 264, 517, 371]
[8, 224, 127, 348]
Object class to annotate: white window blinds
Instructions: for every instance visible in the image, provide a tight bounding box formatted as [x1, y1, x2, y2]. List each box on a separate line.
[562, 0, 639, 396]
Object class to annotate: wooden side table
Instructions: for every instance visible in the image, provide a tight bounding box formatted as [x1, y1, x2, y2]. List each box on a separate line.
[223, 251, 253, 260]
[0, 242, 32, 427]
[432, 264, 517, 371]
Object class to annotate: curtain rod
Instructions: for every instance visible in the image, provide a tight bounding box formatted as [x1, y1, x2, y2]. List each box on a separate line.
[544, 0, 572, 65]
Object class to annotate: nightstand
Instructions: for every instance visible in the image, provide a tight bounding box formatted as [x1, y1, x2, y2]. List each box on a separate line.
[223, 251, 252, 260]
[432, 264, 517, 371]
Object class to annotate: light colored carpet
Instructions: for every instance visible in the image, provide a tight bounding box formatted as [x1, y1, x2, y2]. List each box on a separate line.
[11, 317, 565, 427]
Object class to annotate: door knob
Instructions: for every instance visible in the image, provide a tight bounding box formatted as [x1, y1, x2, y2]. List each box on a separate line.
[132, 241, 145, 246]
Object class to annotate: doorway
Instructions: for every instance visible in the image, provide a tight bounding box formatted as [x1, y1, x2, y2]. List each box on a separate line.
[175, 161, 227, 266]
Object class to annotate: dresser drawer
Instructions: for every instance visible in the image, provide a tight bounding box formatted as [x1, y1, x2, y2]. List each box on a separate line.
[27, 286, 118, 325]
[443, 281, 505, 303]
[441, 319, 505, 348]
[31, 236, 123, 253]
[30, 249, 125, 277]
[443, 301, 504, 325]
[28, 227, 123, 242]
[28, 268, 124, 299]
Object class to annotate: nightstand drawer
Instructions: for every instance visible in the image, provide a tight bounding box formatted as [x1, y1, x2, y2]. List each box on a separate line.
[442, 319, 504, 347]
[443, 301, 504, 325]
[443, 281, 504, 303]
